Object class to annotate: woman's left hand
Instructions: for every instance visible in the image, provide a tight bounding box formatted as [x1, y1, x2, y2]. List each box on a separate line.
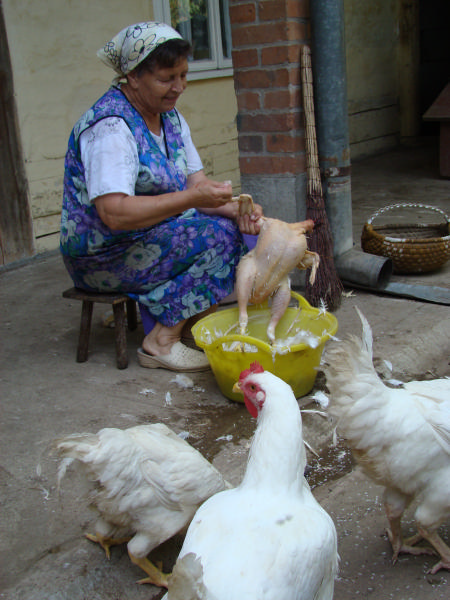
[236, 202, 264, 236]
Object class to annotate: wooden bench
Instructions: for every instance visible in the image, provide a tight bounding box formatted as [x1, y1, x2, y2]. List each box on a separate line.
[62, 287, 138, 369]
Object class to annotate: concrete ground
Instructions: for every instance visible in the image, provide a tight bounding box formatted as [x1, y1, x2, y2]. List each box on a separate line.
[1, 139, 449, 599]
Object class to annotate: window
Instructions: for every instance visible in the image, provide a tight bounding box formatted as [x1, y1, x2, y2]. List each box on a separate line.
[153, 0, 233, 79]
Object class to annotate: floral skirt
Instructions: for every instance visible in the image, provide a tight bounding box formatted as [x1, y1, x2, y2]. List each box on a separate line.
[62, 210, 247, 327]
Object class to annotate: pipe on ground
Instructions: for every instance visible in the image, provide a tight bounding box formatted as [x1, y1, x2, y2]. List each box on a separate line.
[335, 249, 393, 289]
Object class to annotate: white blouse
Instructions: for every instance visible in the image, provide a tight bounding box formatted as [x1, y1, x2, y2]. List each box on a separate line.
[79, 113, 203, 201]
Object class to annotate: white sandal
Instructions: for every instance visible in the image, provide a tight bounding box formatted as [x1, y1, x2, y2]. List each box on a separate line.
[137, 342, 210, 372]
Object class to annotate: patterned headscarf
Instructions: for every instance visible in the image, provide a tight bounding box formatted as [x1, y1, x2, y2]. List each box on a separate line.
[97, 21, 183, 79]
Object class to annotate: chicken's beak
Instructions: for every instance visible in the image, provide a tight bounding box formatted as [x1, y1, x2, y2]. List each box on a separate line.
[232, 381, 242, 394]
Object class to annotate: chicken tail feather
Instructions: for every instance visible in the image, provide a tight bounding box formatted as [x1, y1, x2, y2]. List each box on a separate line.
[56, 457, 75, 492]
[53, 433, 100, 490]
[354, 306, 373, 360]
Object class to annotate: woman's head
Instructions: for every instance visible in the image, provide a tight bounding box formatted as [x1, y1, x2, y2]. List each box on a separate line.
[125, 51, 189, 115]
[134, 39, 191, 75]
[98, 21, 191, 79]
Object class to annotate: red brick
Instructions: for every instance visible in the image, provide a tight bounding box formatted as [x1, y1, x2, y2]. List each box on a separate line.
[261, 45, 290, 66]
[229, 3, 256, 24]
[239, 111, 300, 133]
[234, 68, 290, 90]
[264, 89, 290, 110]
[232, 48, 259, 69]
[236, 90, 261, 111]
[286, 21, 308, 42]
[287, 0, 309, 18]
[288, 44, 303, 64]
[266, 133, 304, 153]
[259, 0, 287, 21]
[289, 66, 301, 87]
[232, 22, 288, 47]
[239, 154, 306, 175]
[260, 43, 303, 66]
[264, 88, 301, 110]
[238, 134, 264, 153]
[235, 66, 299, 90]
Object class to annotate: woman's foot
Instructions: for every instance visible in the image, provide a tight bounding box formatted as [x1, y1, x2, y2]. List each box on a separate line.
[137, 343, 210, 372]
[139, 320, 210, 372]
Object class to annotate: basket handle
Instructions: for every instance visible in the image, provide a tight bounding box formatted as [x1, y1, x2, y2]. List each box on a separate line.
[366, 203, 449, 225]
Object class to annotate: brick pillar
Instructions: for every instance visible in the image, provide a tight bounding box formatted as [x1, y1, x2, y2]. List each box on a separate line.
[229, 0, 310, 222]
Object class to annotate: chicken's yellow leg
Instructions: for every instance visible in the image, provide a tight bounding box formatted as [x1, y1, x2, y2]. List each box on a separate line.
[386, 517, 435, 563]
[417, 525, 450, 574]
[128, 552, 169, 587]
[85, 532, 131, 559]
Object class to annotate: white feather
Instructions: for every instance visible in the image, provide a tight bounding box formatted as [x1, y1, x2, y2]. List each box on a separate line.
[170, 374, 195, 389]
[322, 309, 450, 573]
[54, 423, 229, 582]
[167, 370, 338, 600]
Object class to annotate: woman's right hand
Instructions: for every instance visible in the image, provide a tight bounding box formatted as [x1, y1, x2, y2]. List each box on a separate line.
[188, 172, 233, 209]
[94, 173, 234, 231]
[192, 179, 233, 208]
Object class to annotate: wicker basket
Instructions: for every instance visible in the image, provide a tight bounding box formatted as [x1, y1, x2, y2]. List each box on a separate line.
[361, 203, 450, 274]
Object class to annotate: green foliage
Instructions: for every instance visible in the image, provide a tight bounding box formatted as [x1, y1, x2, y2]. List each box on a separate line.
[170, 0, 207, 26]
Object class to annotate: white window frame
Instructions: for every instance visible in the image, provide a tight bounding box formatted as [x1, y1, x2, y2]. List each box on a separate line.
[153, 0, 233, 80]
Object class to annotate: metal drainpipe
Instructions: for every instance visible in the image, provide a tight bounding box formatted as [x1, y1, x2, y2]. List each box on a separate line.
[305, 0, 445, 302]
[310, 0, 352, 257]
[309, 0, 393, 290]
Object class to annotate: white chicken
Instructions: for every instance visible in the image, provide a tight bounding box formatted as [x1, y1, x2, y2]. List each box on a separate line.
[163, 363, 338, 600]
[321, 308, 450, 574]
[55, 423, 229, 587]
[234, 193, 320, 343]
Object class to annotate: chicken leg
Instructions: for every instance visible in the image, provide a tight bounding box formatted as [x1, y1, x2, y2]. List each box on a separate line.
[417, 525, 450, 574]
[129, 552, 170, 587]
[236, 253, 258, 338]
[385, 517, 436, 562]
[384, 491, 436, 566]
[85, 532, 131, 559]
[266, 278, 292, 343]
[86, 522, 170, 587]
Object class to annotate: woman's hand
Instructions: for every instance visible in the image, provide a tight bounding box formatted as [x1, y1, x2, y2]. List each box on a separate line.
[188, 171, 264, 234]
[236, 202, 264, 236]
[189, 175, 233, 209]
[197, 194, 264, 235]
[94, 174, 232, 231]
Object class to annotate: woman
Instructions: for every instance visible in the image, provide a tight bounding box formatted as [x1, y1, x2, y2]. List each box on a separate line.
[61, 21, 262, 372]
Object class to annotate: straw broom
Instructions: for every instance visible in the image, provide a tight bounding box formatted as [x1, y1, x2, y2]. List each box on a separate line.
[300, 45, 343, 311]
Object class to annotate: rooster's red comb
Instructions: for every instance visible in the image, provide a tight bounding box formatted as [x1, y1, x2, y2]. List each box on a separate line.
[239, 362, 264, 382]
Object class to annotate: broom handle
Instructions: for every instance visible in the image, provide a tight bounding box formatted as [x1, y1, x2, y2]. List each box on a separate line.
[301, 45, 322, 196]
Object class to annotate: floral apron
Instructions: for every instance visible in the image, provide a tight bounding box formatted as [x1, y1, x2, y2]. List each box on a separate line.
[60, 86, 245, 326]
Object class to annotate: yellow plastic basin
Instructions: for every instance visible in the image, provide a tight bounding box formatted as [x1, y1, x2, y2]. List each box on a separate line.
[192, 291, 338, 402]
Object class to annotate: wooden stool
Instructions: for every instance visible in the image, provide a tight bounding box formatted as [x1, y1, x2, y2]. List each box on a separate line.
[62, 287, 138, 369]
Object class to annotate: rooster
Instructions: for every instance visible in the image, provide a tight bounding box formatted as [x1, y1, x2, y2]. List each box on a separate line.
[234, 193, 320, 343]
[163, 363, 338, 600]
[321, 308, 450, 574]
[55, 423, 229, 587]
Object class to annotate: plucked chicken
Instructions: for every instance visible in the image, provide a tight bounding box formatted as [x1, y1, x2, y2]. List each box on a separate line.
[55, 423, 229, 587]
[321, 308, 450, 573]
[163, 363, 338, 600]
[234, 194, 320, 343]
